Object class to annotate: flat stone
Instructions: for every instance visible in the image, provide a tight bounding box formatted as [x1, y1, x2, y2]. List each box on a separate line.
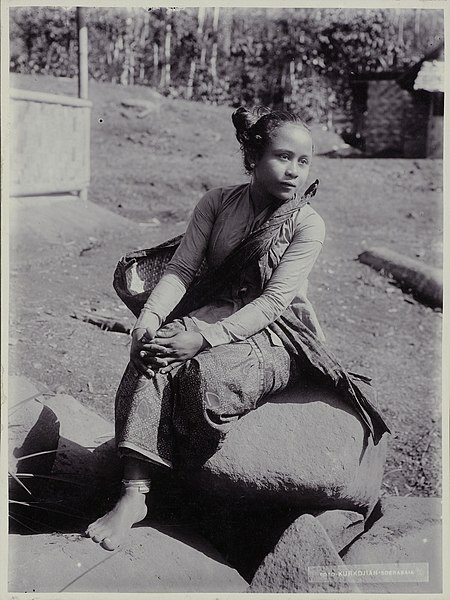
[341, 496, 442, 593]
[7, 375, 47, 408]
[249, 513, 360, 593]
[39, 393, 118, 480]
[193, 377, 389, 515]
[9, 528, 247, 593]
[8, 376, 59, 475]
[8, 377, 121, 520]
[8, 375, 120, 481]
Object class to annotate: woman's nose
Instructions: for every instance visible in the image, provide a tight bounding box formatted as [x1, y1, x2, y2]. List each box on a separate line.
[285, 162, 298, 177]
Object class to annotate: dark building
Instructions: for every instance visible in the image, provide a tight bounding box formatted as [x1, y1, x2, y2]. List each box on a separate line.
[350, 42, 444, 158]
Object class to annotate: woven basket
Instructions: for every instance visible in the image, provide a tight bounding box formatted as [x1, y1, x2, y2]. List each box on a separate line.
[113, 234, 206, 318]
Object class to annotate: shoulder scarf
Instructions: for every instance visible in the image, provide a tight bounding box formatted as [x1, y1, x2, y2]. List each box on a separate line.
[164, 179, 390, 444]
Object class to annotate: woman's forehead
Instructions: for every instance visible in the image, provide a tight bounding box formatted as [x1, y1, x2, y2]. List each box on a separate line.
[270, 124, 312, 152]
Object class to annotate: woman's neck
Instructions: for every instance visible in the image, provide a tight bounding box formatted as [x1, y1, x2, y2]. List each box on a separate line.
[249, 178, 277, 215]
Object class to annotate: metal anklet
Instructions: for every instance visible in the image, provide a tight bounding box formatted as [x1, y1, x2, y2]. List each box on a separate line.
[122, 479, 152, 494]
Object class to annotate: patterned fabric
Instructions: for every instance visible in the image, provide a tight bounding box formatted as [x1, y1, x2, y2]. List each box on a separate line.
[114, 177, 390, 467]
[162, 182, 390, 444]
[115, 319, 301, 468]
[113, 181, 318, 319]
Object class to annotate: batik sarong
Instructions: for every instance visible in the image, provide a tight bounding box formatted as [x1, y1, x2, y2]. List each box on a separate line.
[115, 318, 301, 469]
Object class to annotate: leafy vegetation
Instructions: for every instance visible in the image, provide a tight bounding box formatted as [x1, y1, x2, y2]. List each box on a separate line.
[10, 7, 444, 123]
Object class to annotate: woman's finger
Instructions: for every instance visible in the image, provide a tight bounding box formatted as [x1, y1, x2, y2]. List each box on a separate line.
[152, 337, 178, 346]
[131, 357, 155, 378]
[144, 343, 172, 354]
[160, 360, 185, 374]
[143, 354, 169, 367]
[159, 356, 182, 365]
[154, 328, 178, 338]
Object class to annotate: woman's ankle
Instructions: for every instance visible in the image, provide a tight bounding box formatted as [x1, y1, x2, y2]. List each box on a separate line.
[122, 478, 152, 494]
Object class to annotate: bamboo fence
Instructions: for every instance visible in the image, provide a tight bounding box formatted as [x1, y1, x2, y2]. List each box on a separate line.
[9, 88, 92, 198]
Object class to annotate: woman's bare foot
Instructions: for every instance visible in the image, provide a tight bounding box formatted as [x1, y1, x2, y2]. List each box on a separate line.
[85, 490, 148, 551]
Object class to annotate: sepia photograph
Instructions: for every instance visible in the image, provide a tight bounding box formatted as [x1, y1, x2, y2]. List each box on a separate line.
[2, 1, 447, 596]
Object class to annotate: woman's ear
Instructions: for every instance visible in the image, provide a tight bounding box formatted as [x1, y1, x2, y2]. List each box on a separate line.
[248, 152, 258, 170]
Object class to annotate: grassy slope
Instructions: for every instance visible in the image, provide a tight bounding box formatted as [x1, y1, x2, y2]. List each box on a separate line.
[9, 73, 443, 497]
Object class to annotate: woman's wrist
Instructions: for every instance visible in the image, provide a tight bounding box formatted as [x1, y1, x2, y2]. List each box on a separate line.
[133, 308, 161, 335]
[197, 332, 211, 352]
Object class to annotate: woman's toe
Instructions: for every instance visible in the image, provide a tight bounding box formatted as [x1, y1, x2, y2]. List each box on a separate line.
[92, 532, 106, 543]
[102, 535, 120, 551]
[86, 519, 102, 534]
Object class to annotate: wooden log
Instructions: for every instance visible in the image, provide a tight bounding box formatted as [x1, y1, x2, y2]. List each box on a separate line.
[358, 247, 442, 308]
[70, 310, 130, 334]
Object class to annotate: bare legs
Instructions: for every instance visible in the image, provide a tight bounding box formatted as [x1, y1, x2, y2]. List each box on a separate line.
[86, 456, 156, 551]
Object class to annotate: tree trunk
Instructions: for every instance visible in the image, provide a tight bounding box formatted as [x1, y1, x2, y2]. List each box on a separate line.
[210, 7, 220, 84]
[164, 19, 172, 87]
[222, 9, 232, 58]
[414, 8, 421, 38]
[187, 6, 205, 98]
[397, 9, 404, 45]
[186, 59, 196, 99]
[199, 6, 207, 68]
[138, 10, 150, 83]
[153, 42, 159, 87]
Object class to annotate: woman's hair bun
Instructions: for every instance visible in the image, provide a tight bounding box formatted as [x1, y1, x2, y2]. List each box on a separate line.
[231, 105, 310, 174]
[231, 107, 258, 142]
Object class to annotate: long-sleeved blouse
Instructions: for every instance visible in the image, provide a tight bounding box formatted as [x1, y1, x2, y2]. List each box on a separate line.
[142, 183, 326, 346]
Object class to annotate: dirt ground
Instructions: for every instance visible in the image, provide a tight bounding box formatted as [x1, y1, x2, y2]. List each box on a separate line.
[8, 74, 443, 499]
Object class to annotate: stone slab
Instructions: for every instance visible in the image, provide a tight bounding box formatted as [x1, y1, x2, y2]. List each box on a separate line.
[9, 529, 247, 593]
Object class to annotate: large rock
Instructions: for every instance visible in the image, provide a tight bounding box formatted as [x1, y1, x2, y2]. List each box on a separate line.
[9, 530, 247, 593]
[249, 513, 360, 593]
[316, 509, 365, 552]
[191, 377, 389, 515]
[341, 496, 442, 593]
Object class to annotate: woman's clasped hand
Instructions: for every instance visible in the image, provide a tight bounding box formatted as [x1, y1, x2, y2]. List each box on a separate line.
[131, 327, 209, 377]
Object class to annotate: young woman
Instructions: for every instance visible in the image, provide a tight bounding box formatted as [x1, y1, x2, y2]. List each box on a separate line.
[86, 106, 389, 551]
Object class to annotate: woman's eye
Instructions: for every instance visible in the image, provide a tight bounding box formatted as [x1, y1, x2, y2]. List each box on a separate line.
[279, 154, 290, 160]
[299, 158, 309, 165]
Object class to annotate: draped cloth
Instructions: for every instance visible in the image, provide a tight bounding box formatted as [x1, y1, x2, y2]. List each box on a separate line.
[162, 179, 390, 445]
[115, 179, 390, 469]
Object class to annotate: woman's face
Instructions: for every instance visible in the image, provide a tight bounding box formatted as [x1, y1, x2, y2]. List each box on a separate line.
[253, 123, 313, 202]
